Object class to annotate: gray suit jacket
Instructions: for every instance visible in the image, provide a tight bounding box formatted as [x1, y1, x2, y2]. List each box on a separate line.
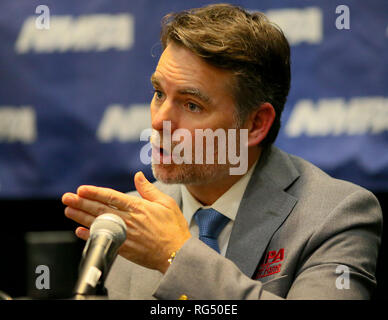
[105, 146, 382, 299]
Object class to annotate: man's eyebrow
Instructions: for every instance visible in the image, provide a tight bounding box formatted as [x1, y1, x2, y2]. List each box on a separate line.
[177, 87, 211, 104]
[150, 73, 160, 87]
[150, 73, 212, 104]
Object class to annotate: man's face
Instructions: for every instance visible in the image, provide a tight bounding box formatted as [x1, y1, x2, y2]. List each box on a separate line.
[150, 42, 242, 185]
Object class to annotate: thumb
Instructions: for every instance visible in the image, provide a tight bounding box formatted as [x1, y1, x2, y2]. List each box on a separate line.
[134, 171, 177, 209]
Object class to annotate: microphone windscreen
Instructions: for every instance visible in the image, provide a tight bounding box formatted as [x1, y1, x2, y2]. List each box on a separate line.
[90, 213, 127, 244]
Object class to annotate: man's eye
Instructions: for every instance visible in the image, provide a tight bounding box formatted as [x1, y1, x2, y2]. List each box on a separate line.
[186, 102, 202, 113]
[153, 90, 164, 100]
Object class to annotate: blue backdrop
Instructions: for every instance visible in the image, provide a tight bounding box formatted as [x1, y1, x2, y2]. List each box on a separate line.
[0, 0, 387, 198]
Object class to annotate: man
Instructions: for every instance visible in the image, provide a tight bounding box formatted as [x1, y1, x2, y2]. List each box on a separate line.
[62, 4, 382, 299]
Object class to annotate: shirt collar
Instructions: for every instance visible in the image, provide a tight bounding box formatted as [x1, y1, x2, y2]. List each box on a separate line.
[181, 159, 258, 226]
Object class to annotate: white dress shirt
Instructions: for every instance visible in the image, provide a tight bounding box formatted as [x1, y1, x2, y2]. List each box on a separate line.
[180, 160, 258, 257]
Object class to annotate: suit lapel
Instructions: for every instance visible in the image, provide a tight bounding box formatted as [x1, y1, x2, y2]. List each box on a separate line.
[225, 146, 299, 278]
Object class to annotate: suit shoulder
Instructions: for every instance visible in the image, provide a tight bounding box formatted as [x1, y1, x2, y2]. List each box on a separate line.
[283, 151, 382, 228]
[287, 152, 374, 199]
[280, 152, 382, 254]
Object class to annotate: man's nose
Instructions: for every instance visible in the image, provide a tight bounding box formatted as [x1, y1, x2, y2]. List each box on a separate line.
[151, 100, 178, 132]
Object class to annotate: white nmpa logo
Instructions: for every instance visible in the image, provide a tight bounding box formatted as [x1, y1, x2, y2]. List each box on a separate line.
[15, 14, 134, 53]
[0, 106, 37, 143]
[265, 7, 323, 45]
[97, 104, 150, 142]
[285, 97, 388, 137]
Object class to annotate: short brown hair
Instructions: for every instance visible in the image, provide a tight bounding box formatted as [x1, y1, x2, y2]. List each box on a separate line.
[160, 3, 291, 146]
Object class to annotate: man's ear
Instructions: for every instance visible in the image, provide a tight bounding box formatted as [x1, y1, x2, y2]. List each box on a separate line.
[246, 102, 276, 147]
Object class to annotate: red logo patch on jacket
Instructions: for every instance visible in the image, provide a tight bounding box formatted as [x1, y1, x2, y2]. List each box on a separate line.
[254, 248, 284, 279]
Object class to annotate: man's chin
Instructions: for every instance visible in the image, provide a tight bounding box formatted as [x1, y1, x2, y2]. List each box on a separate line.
[151, 163, 178, 183]
[152, 163, 194, 184]
[151, 163, 230, 185]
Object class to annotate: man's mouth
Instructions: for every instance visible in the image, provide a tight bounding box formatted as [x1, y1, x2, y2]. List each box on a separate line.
[151, 144, 172, 163]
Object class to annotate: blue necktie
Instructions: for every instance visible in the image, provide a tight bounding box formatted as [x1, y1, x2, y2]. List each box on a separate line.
[194, 208, 230, 253]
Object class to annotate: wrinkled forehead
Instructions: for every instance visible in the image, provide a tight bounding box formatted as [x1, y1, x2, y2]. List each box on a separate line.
[154, 43, 237, 100]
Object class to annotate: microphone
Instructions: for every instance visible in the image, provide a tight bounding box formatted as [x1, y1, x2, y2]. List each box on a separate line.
[73, 213, 127, 299]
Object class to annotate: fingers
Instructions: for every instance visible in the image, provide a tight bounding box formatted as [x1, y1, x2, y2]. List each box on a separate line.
[134, 171, 178, 210]
[75, 185, 144, 212]
[62, 192, 118, 217]
[64, 207, 95, 228]
[75, 227, 90, 241]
